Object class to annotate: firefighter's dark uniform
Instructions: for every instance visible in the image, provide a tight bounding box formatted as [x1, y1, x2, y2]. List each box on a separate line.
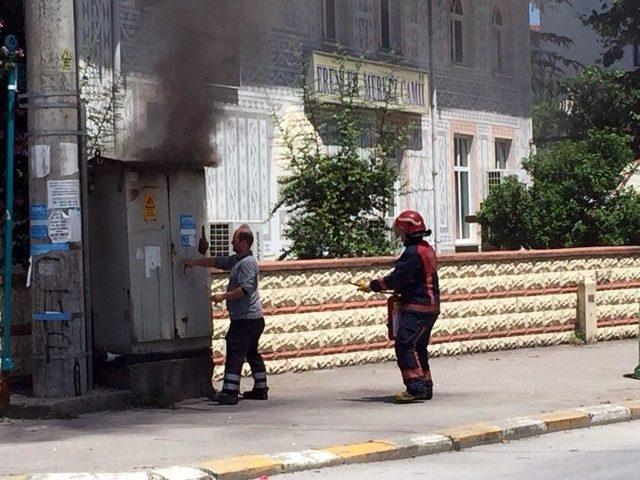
[369, 236, 440, 396]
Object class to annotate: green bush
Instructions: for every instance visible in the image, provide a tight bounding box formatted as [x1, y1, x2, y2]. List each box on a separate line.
[477, 177, 533, 250]
[479, 130, 640, 249]
[274, 56, 406, 259]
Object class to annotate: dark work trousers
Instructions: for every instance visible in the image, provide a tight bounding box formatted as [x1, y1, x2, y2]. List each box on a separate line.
[394, 311, 438, 395]
[222, 317, 267, 394]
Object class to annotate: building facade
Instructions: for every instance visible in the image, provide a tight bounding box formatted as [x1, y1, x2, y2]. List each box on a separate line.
[77, 0, 533, 257]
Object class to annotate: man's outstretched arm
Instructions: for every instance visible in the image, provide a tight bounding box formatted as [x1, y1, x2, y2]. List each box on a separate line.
[183, 255, 238, 271]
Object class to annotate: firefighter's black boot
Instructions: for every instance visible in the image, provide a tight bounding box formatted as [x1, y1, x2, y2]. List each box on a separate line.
[217, 391, 239, 405]
[242, 387, 269, 400]
[394, 391, 427, 404]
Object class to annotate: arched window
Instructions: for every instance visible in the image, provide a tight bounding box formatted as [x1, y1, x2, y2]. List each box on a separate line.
[451, 0, 463, 15]
[491, 6, 503, 26]
[491, 7, 504, 72]
[450, 0, 464, 63]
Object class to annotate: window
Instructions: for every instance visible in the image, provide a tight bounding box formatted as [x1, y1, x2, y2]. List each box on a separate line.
[634, 43, 640, 67]
[209, 223, 231, 257]
[454, 136, 472, 241]
[450, 0, 464, 64]
[322, 0, 336, 39]
[354, 0, 374, 51]
[495, 139, 510, 169]
[491, 7, 504, 72]
[408, 0, 419, 24]
[283, 0, 298, 31]
[381, 0, 390, 50]
[405, 0, 421, 60]
[387, 158, 401, 220]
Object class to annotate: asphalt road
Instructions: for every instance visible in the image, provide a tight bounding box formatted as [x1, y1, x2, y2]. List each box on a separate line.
[274, 421, 640, 480]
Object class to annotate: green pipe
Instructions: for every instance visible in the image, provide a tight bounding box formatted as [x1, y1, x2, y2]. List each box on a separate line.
[1, 35, 18, 374]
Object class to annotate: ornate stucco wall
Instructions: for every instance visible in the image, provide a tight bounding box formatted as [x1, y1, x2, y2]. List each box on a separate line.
[210, 247, 640, 378]
[73, 1, 535, 258]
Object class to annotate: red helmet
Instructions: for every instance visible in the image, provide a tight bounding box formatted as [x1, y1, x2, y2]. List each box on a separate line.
[393, 210, 432, 237]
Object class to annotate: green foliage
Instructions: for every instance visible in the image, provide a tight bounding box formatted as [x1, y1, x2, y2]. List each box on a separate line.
[532, 98, 571, 141]
[583, 0, 640, 68]
[529, 0, 582, 101]
[479, 130, 640, 249]
[533, 67, 640, 155]
[476, 177, 533, 250]
[562, 67, 640, 154]
[274, 56, 406, 259]
[530, 30, 582, 100]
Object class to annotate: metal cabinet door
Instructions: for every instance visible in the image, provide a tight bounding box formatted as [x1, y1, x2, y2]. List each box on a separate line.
[127, 172, 175, 343]
[168, 171, 212, 339]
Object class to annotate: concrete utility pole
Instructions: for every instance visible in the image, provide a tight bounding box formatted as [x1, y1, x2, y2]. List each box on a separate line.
[24, 0, 88, 397]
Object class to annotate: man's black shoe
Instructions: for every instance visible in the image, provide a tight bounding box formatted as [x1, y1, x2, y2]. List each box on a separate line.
[242, 388, 269, 400]
[425, 389, 433, 400]
[217, 391, 239, 405]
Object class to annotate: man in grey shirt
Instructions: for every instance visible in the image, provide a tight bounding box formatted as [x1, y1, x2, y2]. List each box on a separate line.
[183, 225, 267, 405]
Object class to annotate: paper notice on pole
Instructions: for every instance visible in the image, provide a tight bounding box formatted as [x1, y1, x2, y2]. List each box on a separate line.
[32, 145, 51, 178]
[48, 180, 80, 209]
[67, 208, 82, 242]
[144, 246, 161, 278]
[60, 143, 79, 176]
[48, 210, 70, 243]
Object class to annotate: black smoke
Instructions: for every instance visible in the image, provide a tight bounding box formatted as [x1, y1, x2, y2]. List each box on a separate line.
[137, 0, 260, 167]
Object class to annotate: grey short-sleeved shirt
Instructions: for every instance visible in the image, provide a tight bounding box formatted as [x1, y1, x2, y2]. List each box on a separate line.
[214, 254, 263, 320]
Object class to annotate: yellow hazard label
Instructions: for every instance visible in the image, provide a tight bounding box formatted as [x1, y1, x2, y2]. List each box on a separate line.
[61, 49, 73, 71]
[143, 193, 157, 221]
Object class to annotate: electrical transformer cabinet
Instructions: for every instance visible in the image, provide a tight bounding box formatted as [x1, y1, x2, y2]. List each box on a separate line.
[88, 161, 213, 398]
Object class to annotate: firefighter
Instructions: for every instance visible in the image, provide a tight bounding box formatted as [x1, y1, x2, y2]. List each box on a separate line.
[358, 210, 440, 404]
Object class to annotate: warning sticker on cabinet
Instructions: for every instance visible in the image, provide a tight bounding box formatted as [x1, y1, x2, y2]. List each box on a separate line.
[143, 193, 157, 221]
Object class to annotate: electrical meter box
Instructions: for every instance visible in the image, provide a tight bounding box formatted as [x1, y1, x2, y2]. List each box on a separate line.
[88, 160, 213, 399]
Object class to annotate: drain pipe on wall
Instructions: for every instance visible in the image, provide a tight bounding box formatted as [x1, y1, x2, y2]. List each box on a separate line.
[427, 0, 439, 251]
[1, 35, 19, 378]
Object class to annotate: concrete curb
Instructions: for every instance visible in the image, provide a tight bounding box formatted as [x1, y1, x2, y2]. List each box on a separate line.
[10, 399, 640, 480]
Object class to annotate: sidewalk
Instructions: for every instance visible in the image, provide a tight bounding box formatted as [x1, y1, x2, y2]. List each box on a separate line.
[1, 340, 639, 476]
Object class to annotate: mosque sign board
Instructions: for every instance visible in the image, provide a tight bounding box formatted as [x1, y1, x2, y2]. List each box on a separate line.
[310, 52, 429, 115]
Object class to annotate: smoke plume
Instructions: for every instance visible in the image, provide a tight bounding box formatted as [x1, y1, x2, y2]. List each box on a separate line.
[138, 0, 259, 167]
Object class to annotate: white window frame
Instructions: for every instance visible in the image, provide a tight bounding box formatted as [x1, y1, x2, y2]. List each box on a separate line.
[387, 155, 402, 221]
[495, 138, 511, 170]
[450, 0, 464, 64]
[454, 135, 473, 244]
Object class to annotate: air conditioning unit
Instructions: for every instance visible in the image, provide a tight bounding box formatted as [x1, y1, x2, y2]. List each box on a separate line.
[486, 169, 526, 194]
[209, 222, 264, 260]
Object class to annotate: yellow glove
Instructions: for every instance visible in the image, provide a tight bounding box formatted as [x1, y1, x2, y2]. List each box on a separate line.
[355, 279, 371, 293]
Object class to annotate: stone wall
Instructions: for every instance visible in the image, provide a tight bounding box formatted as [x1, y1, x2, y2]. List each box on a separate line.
[211, 247, 640, 378]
